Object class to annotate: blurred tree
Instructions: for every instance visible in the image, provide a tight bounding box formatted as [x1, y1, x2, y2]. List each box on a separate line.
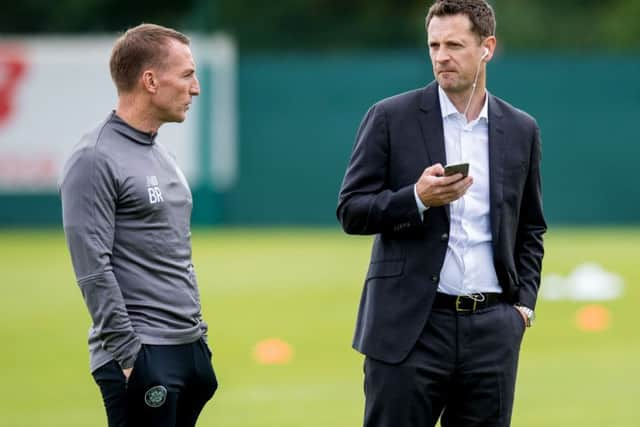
[0, 0, 638, 51]
[0, 0, 197, 33]
[492, 0, 640, 50]
[600, 0, 640, 48]
[211, 0, 426, 49]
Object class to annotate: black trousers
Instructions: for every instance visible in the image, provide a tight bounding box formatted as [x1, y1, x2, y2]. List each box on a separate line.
[92, 339, 218, 427]
[363, 303, 526, 427]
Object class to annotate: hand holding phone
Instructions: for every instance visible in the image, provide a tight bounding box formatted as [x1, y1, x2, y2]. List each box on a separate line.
[444, 162, 469, 178]
[415, 162, 473, 208]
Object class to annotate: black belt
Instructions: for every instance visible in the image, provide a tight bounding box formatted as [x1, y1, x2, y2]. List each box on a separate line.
[433, 292, 503, 312]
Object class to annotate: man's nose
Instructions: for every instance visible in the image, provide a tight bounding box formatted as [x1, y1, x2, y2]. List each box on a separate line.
[433, 48, 450, 63]
[190, 77, 200, 96]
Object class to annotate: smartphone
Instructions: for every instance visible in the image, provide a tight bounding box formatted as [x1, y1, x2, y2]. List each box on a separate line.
[444, 162, 469, 178]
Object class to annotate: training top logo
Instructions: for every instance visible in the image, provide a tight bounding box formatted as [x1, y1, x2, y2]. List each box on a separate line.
[146, 175, 164, 204]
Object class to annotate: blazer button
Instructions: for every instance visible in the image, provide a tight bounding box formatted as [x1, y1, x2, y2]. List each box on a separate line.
[440, 233, 448, 242]
[430, 275, 439, 283]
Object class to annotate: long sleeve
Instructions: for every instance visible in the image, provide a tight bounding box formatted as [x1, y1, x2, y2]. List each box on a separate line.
[60, 147, 141, 369]
[515, 125, 547, 310]
[337, 103, 423, 235]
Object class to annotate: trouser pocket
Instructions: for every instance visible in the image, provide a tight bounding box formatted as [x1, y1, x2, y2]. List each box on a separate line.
[126, 345, 146, 389]
[92, 360, 129, 427]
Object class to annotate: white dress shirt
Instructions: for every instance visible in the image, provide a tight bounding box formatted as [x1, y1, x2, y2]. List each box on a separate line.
[414, 86, 501, 296]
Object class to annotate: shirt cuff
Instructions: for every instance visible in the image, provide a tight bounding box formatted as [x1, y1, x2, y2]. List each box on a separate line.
[413, 184, 429, 215]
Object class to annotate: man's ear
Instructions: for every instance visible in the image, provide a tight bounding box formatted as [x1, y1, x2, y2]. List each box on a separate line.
[142, 70, 157, 94]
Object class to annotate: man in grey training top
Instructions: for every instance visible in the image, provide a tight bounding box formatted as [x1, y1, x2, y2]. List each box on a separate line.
[60, 23, 217, 427]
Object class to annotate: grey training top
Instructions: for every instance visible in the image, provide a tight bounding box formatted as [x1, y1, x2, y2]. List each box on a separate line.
[60, 112, 207, 373]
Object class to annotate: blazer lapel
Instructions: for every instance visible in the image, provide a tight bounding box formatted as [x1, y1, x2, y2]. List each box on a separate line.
[418, 82, 450, 221]
[488, 94, 505, 245]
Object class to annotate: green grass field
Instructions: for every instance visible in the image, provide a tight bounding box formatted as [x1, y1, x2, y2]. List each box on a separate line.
[1, 227, 639, 426]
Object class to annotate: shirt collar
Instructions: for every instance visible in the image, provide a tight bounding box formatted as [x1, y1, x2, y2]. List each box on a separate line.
[438, 85, 489, 122]
[109, 111, 157, 145]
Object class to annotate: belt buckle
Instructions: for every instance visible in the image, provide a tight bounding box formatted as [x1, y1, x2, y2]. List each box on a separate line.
[455, 295, 477, 312]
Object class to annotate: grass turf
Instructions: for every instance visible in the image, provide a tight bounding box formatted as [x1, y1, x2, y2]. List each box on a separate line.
[0, 227, 638, 426]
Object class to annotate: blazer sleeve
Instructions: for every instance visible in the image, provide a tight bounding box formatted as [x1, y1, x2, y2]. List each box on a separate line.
[336, 103, 422, 235]
[515, 124, 547, 309]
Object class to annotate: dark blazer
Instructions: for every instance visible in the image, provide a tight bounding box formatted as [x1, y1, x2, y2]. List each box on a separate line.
[337, 81, 546, 364]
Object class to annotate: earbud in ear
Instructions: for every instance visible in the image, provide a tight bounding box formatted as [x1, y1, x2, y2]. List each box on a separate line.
[481, 47, 489, 59]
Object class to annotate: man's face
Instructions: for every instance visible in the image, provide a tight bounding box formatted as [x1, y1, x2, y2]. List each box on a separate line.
[427, 14, 484, 94]
[152, 39, 200, 123]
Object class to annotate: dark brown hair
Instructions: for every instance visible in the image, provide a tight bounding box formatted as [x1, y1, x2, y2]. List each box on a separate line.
[426, 0, 496, 40]
[109, 23, 190, 93]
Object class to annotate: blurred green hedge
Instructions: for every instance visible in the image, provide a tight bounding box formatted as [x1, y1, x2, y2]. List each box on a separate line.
[2, 0, 638, 50]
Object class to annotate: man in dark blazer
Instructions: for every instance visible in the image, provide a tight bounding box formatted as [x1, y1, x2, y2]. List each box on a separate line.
[336, 1, 546, 426]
